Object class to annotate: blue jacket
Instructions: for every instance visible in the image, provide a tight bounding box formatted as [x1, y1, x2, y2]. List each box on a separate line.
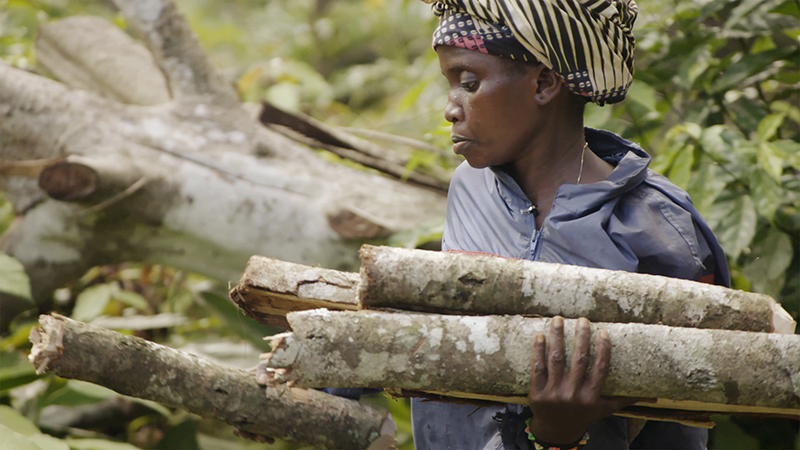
[411, 128, 730, 450]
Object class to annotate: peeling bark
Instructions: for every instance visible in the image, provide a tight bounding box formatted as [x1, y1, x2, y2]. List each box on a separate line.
[230, 255, 360, 329]
[28, 314, 396, 450]
[265, 309, 800, 423]
[357, 245, 793, 332]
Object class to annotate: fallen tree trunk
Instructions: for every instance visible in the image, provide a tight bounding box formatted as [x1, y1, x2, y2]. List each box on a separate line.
[357, 245, 795, 333]
[0, 0, 447, 332]
[265, 309, 800, 426]
[28, 314, 396, 450]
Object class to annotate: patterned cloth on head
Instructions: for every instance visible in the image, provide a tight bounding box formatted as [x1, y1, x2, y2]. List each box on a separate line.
[428, 0, 638, 105]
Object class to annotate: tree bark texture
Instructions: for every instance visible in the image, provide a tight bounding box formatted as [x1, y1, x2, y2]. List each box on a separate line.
[0, 0, 446, 330]
[358, 246, 794, 333]
[230, 255, 360, 329]
[265, 309, 800, 421]
[28, 314, 396, 450]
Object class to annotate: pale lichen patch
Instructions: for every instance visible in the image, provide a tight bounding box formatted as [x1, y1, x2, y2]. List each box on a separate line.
[459, 316, 500, 355]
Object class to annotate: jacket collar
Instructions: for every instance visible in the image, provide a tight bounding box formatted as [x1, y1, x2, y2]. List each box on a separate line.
[489, 128, 650, 214]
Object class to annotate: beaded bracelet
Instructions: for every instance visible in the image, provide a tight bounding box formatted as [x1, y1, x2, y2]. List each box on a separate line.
[524, 418, 589, 450]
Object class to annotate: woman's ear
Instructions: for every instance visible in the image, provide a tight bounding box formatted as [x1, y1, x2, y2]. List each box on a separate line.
[531, 65, 562, 105]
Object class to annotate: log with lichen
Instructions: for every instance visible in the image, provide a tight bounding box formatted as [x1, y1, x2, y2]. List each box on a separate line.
[28, 314, 396, 450]
[264, 309, 800, 427]
[357, 245, 795, 333]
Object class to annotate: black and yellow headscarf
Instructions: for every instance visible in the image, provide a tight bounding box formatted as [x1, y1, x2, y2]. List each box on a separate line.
[428, 0, 638, 105]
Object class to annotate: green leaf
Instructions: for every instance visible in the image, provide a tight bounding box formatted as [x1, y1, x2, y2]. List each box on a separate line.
[750, 35, 776, 53]
[770, 140, 800, 171]
[0, 424, 44, 450]
[44, 380, 116, 407]
[687, 164, 727, 217]
[28, 434, 69, 450]
[0, 253, 33, 302]
[744, 228, 794, 284]
[699, 125, 732, 161]
[743, 228, 793, 298]
[0, 351, 39, 392]
[113, 290, 150, 311]
[626, 80, 657, 112]
[757, 142, 784, 182]
[667, 144, 694, 190]
[0, 405, 39, 436]
[71, 284, 113, 322]
[707, 195, 758, 261]
[750, 170, 783, 222]
[711, 47, 797, 94]
[756, 113, 785, 141]
[583, 101, 613, 129]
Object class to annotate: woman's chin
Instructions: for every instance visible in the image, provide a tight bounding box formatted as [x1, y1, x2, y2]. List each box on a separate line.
[464, 157, 491, 169]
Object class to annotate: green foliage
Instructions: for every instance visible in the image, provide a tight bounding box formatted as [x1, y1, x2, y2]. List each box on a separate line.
[0, 253, 33, 302]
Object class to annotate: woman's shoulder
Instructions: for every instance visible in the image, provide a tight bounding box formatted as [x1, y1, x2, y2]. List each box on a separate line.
[610, 170, 717, 281]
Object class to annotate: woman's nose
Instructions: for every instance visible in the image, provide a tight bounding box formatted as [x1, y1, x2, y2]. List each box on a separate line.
[444, 93, 464, 123]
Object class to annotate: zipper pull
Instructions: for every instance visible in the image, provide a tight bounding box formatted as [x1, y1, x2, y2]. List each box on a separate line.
[520, 204, 539, 217]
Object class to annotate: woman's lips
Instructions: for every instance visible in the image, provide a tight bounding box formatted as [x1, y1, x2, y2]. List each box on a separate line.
[452, 135, 470, 155]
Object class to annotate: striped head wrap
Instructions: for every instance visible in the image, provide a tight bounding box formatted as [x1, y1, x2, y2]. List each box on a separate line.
[427, 0, 638, 105]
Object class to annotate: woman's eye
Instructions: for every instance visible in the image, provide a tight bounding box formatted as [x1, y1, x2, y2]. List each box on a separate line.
[461, 81, 478, 92]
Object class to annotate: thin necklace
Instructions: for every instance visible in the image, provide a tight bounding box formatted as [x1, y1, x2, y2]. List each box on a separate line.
[520, 142, 589, 218]
[576, 142, 587, 185]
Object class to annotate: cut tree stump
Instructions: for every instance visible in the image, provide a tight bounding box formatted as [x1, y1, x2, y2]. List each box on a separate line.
[264, 309, 800, 427]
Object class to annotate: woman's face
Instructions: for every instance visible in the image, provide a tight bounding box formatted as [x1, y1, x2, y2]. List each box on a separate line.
[437, 45, 542, 169]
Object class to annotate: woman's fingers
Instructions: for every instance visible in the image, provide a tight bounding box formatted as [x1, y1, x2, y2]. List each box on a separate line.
[545, 316, 567, 388]
[566, 318, 592, 388]
[584, 328, 611, 399]
[529, 333, 548, 396]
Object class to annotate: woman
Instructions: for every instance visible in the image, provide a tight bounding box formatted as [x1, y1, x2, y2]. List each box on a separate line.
[413, 0, 729, 449]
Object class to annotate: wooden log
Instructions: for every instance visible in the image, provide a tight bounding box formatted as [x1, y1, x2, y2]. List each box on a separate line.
[265, 309, 800, 426]
[28, 314, 396, 450]
[230, 255, 360, 328]
[357, 245, 796, 333]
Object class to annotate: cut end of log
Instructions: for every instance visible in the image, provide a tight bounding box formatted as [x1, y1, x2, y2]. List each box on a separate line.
[39, 162, 98, 201]
[770, 298, 797, 334]
[28, 314, 67, 375]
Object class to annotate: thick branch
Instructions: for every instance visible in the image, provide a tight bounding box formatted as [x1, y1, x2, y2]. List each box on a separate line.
[266, 310, 800, 422]
[110, 0, 238, 102]
[357, 246, 794, 333]
[28, 314, 396, 450]
[230, 255, 360, 329]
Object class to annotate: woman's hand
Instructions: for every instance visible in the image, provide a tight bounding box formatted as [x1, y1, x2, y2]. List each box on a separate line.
[527, 316, 637, 446]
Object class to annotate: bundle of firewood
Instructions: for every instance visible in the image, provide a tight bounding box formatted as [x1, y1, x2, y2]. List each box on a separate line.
[230, 245, 799, 428]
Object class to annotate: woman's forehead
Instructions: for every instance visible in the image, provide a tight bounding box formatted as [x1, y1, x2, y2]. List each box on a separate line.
[437, 46, 505, 72]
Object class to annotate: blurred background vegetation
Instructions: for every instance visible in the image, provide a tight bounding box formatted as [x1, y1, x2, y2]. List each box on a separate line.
[0, 0, 798, 448]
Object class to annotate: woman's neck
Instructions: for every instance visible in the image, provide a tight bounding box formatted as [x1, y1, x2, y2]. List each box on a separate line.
[502, 127, 613, 228]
